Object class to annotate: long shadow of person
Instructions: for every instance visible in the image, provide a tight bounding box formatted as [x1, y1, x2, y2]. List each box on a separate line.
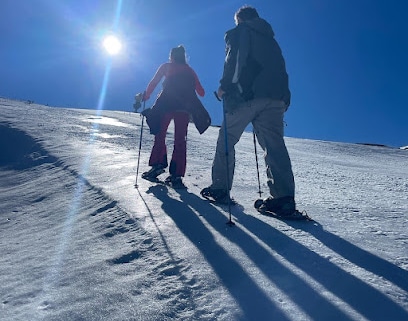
[284, 219, 408, 293]
[226, 206, 408, 321]
[161, 188, 355, 320]
[146, 185, 291, 320]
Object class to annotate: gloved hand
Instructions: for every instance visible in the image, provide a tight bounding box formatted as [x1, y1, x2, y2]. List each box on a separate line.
[135, 93, 143, 102]
[133, 93, 143, 112]
[216, 87, 225, 100]
[138, 92, 150, 102]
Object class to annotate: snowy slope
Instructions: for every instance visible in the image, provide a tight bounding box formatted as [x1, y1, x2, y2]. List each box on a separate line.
[1, 98, 407, 321]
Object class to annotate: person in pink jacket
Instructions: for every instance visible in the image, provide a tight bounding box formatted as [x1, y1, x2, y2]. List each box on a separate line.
[141, 45, 210, 188]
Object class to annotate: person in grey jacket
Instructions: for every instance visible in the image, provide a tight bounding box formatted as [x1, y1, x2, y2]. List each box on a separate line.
[201, 6, 298, 217]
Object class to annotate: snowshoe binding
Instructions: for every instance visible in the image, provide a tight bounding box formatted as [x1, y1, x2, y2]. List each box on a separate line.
[254, 196, 312, 221]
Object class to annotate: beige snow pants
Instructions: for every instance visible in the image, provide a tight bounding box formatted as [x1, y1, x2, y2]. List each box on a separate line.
[210, 98, 295, 199]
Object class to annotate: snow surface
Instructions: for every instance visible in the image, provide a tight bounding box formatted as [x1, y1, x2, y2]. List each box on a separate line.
[1, 98, 407, 321]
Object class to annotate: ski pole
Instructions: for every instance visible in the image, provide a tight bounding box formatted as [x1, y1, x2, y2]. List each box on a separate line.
[214, 91, 235, 226]
[134, 92, 146, 188]
[252, 129, 263, 198]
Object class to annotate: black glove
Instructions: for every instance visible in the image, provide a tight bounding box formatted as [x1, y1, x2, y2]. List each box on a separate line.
[133, 93, 143, 112]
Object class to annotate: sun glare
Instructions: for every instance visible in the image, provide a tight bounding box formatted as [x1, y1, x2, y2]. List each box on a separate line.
[102, 35, 122, 55]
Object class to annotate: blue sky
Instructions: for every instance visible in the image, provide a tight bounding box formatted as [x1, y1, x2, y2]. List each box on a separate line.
[1, 0, 407, 147]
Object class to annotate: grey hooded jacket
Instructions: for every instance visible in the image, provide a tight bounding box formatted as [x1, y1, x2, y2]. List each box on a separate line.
[220, 17, 291, 106]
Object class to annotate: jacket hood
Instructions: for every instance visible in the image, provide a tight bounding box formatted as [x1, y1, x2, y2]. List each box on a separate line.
[244, 18, 275, 37]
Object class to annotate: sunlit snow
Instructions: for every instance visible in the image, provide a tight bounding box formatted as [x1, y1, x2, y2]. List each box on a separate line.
[1, 98, 407, 321]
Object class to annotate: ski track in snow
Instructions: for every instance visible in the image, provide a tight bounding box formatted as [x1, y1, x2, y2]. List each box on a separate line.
[1, 98, 407, 321]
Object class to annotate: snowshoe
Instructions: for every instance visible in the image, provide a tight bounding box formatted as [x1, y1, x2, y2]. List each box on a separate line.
[254, 197, 312, 221]
[142, 165, 165, 182]
[164, 175, 187, 190]
[200, 187, 236, 205]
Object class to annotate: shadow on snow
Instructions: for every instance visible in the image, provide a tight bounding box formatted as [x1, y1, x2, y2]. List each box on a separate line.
[148, 185, 408, 321]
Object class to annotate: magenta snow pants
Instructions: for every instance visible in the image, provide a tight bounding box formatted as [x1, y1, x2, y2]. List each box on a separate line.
[148, 111, 189, 177]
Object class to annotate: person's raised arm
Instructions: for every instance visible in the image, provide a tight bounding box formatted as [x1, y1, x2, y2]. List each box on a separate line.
[144, 63, 168, 101]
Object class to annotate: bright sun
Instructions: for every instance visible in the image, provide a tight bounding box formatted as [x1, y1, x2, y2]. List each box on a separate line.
[102, 35, 122, 55]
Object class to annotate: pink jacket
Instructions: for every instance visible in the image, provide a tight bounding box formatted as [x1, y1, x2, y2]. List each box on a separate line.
[144, 62, 205, 100]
